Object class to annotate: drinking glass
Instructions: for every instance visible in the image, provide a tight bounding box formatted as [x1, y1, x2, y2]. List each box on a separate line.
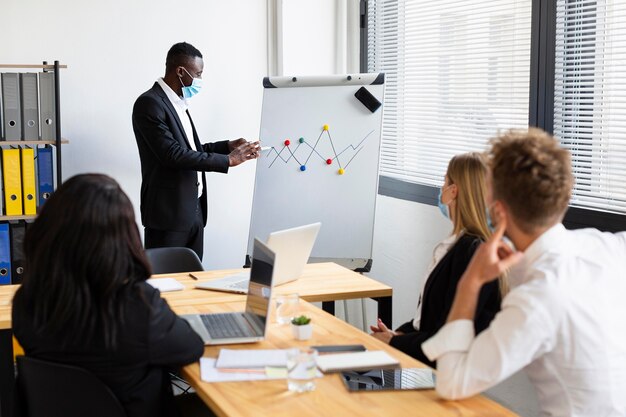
[275, 293, 299, 325]
[287, 348, 317, 392]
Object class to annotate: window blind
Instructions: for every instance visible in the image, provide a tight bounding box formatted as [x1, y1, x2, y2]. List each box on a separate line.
[554, 0, 626, 214]
[367, 0, 532, 187]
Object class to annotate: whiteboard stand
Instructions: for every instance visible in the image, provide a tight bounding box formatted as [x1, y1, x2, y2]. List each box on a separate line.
[247, 73, 385, 331]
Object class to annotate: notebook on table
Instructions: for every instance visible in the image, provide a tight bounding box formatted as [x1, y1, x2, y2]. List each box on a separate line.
[181, 238, 275, 345]
[194, 222, 321, 294]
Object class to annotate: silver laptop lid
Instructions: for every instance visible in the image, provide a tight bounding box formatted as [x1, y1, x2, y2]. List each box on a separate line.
[265, 222, 321, 285]
[245, 238, 275, 332]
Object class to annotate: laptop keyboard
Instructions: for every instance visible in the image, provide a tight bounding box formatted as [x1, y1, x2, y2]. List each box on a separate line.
[201, 313, 256, 339]
[227, 280, 249, 291]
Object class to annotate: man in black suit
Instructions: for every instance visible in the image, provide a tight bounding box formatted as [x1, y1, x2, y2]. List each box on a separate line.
[132, 42, 259, 260]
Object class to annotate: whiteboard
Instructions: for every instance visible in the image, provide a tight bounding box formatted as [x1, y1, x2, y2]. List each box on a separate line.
[247, 74, 384, 263]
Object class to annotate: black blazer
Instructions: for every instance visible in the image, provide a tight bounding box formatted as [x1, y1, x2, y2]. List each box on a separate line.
[12, 282, 204, 417]
[389, 234, 501, 368]
[132, 82, 231, 231]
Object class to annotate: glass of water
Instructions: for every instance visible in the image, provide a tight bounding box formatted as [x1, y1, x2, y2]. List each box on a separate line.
[275, 293, 299, 324]
[287, 348, 317, 392]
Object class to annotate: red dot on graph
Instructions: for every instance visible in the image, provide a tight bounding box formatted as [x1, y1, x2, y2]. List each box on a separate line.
[284, 139, 291, 146]
[326, 159, 332, 165]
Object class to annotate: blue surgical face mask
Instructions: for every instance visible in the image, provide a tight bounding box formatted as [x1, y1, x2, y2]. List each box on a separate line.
[438, 186, 450, 219]
[179, 67, 203, 99]
[486, 210, 495, 232]
[486, 202, 498, 232]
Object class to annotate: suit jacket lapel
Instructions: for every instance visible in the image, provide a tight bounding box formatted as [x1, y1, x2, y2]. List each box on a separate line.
[152, 83, 193, 149]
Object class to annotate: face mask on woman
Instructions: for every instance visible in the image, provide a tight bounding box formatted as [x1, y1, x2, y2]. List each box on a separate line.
[438, 185, 451, 219]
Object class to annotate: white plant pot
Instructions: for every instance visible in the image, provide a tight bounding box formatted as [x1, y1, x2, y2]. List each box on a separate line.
[291, 323, 313, 340]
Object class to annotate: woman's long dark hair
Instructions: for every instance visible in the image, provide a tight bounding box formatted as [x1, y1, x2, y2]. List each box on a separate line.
[13, 174, 152, 348]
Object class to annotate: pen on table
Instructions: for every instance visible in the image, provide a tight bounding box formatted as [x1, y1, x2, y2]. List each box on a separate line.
[188, 273, 198, 280]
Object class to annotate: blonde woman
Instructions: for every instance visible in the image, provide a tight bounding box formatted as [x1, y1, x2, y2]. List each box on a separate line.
[370, 152, 505, 367]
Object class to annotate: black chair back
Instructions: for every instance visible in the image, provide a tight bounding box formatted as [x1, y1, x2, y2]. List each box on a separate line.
[15, 356, 126, 417]
[145, 247, 204, 274]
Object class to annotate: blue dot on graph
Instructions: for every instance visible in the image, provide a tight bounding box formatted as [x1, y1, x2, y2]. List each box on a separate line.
[299, 137, 305, 143]
[300, 165, 306, 171]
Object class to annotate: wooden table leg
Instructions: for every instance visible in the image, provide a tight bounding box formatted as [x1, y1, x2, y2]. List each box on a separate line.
[322, 301, 335, 316]
[374, 296, 392, 328]
[0, 329, 14, 417]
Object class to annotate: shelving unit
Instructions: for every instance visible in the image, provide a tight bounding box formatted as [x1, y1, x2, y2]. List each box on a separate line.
[0, 62, 67, 270]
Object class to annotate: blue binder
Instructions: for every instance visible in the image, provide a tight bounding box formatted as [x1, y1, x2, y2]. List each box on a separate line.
[37, 147, 54, 209]
[0, 223, 11, 285]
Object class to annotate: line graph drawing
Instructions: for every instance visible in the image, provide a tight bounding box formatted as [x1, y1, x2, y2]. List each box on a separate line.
[264, 126, 375, 175]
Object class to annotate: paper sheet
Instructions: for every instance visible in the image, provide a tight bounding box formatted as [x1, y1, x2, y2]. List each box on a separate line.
[146, 278, 184, 292]
[215, 349, 290, 368]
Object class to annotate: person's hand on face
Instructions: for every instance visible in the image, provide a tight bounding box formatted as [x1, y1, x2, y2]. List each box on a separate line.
[461, 209, 523, 287]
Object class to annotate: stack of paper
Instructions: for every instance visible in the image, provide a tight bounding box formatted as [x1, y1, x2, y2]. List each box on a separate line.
[215, 349, 290, 368]
[200, 358, 288, 383]
[315, 351, 400, 372]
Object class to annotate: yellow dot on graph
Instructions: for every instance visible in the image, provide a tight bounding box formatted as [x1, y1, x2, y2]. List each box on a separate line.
[323, 124, 329, 131]
[338, 168, 345, 175]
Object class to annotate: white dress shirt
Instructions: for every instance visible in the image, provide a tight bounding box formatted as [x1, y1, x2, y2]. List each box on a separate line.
[422, 224, 626, 417]
[412, 233, 458, 330]
[156, 78, 203, 198]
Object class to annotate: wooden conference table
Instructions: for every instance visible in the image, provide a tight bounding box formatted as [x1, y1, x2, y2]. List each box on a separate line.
[155, 262, 393, 326]
[0, 262, 391, 417]
[176, 300, 518, 417]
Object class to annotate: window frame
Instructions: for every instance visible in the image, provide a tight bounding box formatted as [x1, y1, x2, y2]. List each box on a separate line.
[363, 0, 626, 232]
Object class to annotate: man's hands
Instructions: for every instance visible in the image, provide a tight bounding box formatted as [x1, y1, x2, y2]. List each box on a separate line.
[461, 216, 522, 288]
[369, 318, 402, 344]
[228, 139, 261, 167]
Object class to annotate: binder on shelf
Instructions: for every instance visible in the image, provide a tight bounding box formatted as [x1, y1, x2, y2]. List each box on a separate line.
[21, 148, 36, 215]
[3, 148, 23, 215]
[0, 223, 11, 285]
[39, 72, 56, 141]
[19, 73, 39, 140]
[37, 146, 53, 209]
[1, 73, 22, 141]
[0, 154, 4, 215]
[9, 221, 25, 284]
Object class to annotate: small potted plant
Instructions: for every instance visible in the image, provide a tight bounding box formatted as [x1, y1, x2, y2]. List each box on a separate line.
[291, 315, 313, 340]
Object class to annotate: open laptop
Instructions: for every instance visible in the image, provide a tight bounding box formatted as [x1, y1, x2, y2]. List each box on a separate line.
[181, 238, 275, 345]
[194, 222, 321, 294]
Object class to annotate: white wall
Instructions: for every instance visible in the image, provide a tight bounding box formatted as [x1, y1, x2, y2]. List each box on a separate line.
[282, 0, 338, 75]
[0, 0, 266, 269]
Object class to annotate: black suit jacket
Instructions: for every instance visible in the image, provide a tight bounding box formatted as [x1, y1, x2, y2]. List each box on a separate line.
[132, 82, 231, 231]
[389, 234, 501, 368]
[13, 282, 204, 417]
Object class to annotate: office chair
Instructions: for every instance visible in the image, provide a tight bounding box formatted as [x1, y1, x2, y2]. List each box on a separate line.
[15, 356, 126, 417]
[145, 247, 204, 274]
[144, 246, 202, 395]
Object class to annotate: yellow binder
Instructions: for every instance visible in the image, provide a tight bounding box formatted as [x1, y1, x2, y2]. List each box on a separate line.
[13, 336, 24, 361]
[21, 148, 37, 215]
[2, 149, 22, 215]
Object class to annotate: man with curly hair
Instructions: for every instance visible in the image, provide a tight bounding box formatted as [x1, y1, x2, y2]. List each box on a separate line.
[423, 128, 626, 417]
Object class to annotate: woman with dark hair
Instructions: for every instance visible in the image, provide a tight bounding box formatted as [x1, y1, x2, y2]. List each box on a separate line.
[12, 174, 204, 417]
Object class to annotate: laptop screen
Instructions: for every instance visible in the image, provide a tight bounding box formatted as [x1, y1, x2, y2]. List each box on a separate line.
[245, 238, 275, 327]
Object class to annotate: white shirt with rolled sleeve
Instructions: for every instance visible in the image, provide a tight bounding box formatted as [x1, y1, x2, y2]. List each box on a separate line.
[422, 224, 626, 417]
